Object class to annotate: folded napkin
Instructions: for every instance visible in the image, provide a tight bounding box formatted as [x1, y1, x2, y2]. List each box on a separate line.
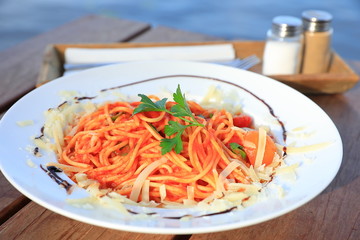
[64, 44, 235, 64]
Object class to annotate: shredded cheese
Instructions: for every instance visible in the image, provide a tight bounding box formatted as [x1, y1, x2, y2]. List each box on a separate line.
[16, 120, 34, 127]
[227, 182, 261, 195]
[33, 138, 54, 151]
[215, 160, 242, 196]
[26, 158, 36, 168]
[224, 192, 248, 202]
[286, 142, 333, 154]
[254, 127, 267, 168]
[187, 186, 195, 201]
[141, 180, 150, 203]
[275, 163, 299, 174]
[129, 157, 168, 202]
[160, 184, 167, 202]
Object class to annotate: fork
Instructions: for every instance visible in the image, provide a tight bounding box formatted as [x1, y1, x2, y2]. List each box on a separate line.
[224, 55, 261, 70]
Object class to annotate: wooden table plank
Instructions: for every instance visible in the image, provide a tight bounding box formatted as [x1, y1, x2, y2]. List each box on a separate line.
[0, 202, 178, 240]
[0, 15, 150, 112]
[0, 173, 29, 225]
[131, 26, 221, 42]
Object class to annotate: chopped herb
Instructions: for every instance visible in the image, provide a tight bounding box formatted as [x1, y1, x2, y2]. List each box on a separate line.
[111, 112, 123, 122]
[229, 142, 247, 159]
[132, 96, 168, 115]
[160, 134, 183, 155]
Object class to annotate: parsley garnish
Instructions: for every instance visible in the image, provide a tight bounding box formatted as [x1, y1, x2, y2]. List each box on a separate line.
[229, 142, 247, 159]
[133, 85, 203, 154]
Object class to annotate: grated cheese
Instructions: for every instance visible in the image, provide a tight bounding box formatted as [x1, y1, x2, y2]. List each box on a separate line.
[86, 182, 109, 197]
[286, 142, 332, 154]
[129, 157, 168, 202]
[33, 138, 54, 151]
[248, 165, 260, 182]
[66, 197, 97, 209]
[215, 160, 242, 196]
[254, 127, 267, 168]
[26, 158, 37, 168]
[141, 179, 150, 203]
[98, 195, 129, 214]
[227, 182, 259, 194]
[16, 120, 34, 127]
[58, 90, 79, 100]
[200, 85, 242, 114]
[275, 163, 299, 175]
[187, 186, 195, 201]
[223, 192, 248, 202]
[160, 184, 167, 202]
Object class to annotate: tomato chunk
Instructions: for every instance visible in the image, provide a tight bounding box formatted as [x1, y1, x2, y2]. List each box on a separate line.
[233, 114, 252, 128]
[243, 130, 277, 166]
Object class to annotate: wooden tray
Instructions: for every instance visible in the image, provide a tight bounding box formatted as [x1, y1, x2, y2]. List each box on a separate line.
[37, 41, 359, 94]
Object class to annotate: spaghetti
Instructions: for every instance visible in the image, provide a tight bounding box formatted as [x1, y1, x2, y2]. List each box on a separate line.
[54, 89, 282, 206]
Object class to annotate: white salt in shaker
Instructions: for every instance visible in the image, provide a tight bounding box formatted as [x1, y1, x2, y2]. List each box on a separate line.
[262, 16, 303, 75]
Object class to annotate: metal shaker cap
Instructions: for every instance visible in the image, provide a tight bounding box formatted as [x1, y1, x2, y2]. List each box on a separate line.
[271, 16, 303, 37]
[302, 10, 333, 32]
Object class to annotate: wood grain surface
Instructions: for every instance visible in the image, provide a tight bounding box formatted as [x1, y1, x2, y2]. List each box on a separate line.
[0, 15, 150, 112]
[0, 202, 180, 240]
[0, 15, 360, 240]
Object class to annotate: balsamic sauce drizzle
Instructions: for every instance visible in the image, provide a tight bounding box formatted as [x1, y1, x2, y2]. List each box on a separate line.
[40, 165, 73, 194]
[34, 126, 45, 140]
[126, 206, 238, 219]
[74, 96, 97, 101]
[57, 101, 68, 109]
[33, 147, 41, 157]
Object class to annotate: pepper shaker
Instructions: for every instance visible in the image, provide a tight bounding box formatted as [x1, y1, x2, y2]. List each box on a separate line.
[301, 10, 333, 74]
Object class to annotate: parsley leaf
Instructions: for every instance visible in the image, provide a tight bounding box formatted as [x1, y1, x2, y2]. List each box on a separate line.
[229, 142, 247, 159]
[132, 94, 168, 115]
[161, 121, 187, 154]
[170, 104, 192, 118]
[172, 86, 192, 114]
[164, 121, 187, 136]
[171, 85, 199, 122]
[160, 134, 183, 154]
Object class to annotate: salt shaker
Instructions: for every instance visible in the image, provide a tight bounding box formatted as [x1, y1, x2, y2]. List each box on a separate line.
[301, 10, 333, 74]
[262, 16, 303, 75]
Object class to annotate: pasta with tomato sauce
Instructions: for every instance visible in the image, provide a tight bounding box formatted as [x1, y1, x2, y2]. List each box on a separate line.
[54, 88, 283, 206]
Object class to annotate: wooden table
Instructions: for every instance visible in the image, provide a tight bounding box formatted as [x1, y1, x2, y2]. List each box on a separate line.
[0, 15, 359, 240]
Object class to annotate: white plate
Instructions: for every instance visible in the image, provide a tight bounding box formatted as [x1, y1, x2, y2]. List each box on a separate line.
[0, 61, 342, 234]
